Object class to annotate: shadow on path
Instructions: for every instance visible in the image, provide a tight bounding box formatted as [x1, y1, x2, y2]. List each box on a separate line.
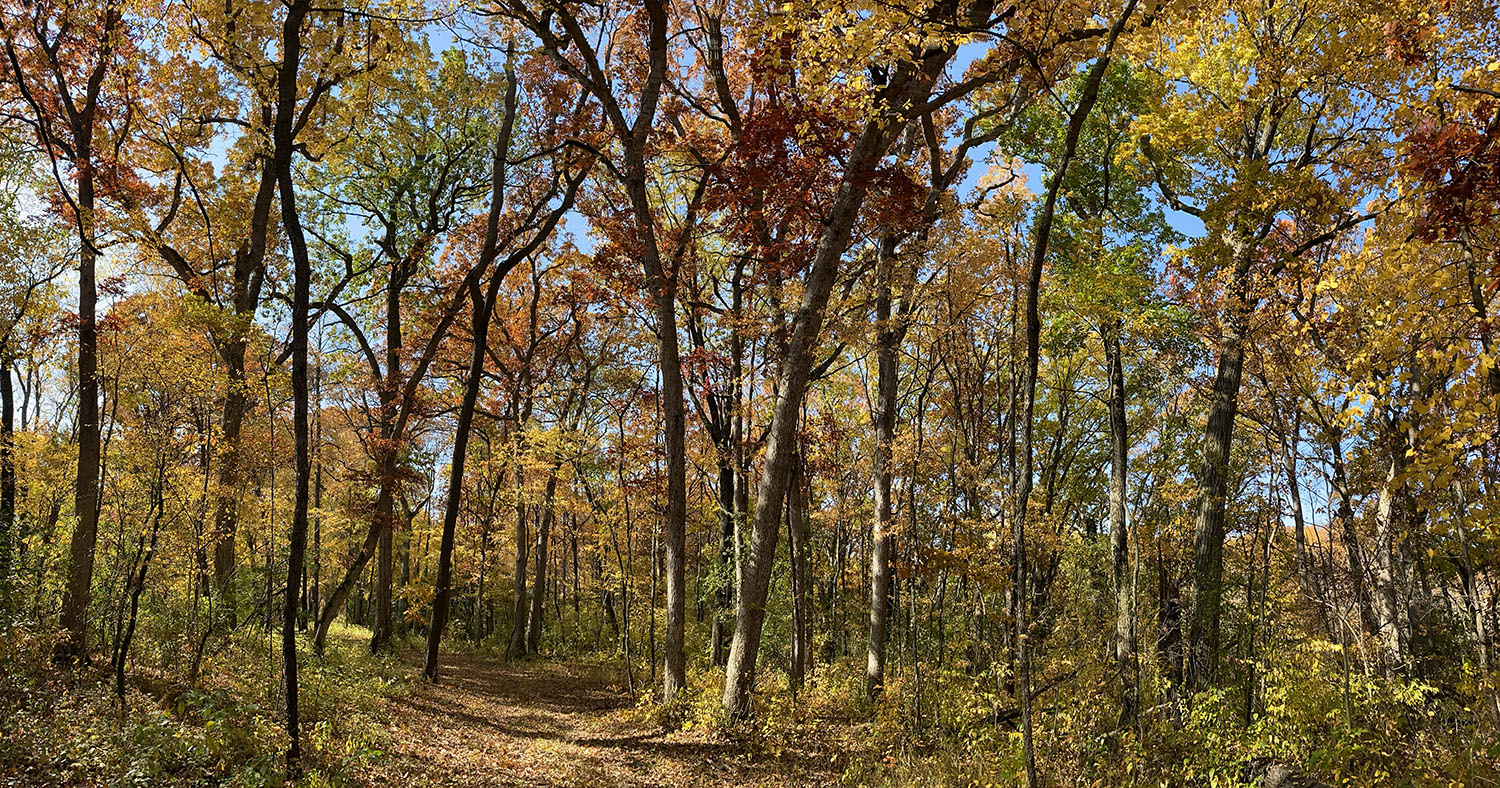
[367, 651, 845, 788]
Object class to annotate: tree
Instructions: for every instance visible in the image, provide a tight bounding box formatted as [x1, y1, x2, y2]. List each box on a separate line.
[721, 0, 1035, 718]
[0, 134, 67, 605]
[303, 46, 498, 654]
[420, 49, 591, 680]
[1, 0, 132, 663]
[500, 0, 699, 699]
[1136, 0, 1396, 690]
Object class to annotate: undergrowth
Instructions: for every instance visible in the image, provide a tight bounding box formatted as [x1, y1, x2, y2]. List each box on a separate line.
[0, 618, 408, 787]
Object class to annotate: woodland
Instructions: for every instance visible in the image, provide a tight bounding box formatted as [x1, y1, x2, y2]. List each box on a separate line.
[1, 0, 1499, 785]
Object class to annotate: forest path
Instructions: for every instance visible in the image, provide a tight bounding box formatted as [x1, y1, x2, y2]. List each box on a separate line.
[370, 651, 846, 788]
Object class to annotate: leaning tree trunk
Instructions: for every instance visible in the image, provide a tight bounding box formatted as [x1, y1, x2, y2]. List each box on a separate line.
[426, 272, 502, 680]
[723, 122, 890, 718]
[421, 63, 578, 676]
[314, 496, 390, 653]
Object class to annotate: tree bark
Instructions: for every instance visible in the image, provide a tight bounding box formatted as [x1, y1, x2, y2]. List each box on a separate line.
[867, 233, 901, 698]
[1105, 321, 1134, 721]
[57, 111, 103, 667]
[722, 120, 891, 717]
[509, 459, 529, 657]
[1, 355, 14, 602]
[527, 470, 560, 654]
[271, 0, 313, 773]
[1187, 242, 1254, 693]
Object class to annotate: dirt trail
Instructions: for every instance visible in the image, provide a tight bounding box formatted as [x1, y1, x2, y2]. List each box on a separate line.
[371, 653, 847, 788]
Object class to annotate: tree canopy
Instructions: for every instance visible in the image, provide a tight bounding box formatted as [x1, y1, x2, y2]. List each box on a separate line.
[2, 0, 1500, 785]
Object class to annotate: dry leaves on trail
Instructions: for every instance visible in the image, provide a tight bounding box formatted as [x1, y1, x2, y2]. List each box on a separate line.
[367, 654, 846, 788]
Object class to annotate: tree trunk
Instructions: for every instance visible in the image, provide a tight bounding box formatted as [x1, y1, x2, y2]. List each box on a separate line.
[1, 354, 14, 602]
[658, 296, 688, 700]
[314, 507, 388, 653]
[312, 396, 322, 630]
[272, 1, 314, 772]
[527, 470, 560, 653]
[114, 464, 164, 703]
[1372, 422, 1407, 670]
[789, 452, 810, 695]
[867, 235, 899, 698]
[723, 121, 890, 718]
[211, 345, 248, 605]
[426, 270, 501, 681]
[1187, 243, 1254, 693]
[510, 458, 528, 658]
[418, 62, 572, 673]
[1326, 431, 1373, 633]
[1159, 547, 1184, 690]
[371, 260, 408, 653]
[370, 439, 398, 652]
[57, 139, 102, 666]
[1009, 34, 1126, 781]
[615, 141, 689, 698]
[1105, 321, 1134, 721]
[711, 454, 735, 666]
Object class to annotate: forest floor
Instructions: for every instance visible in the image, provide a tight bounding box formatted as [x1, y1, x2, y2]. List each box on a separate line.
[369, 650, 855, 788]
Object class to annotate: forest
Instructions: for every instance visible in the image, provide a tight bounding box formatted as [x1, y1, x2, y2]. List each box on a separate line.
[1, 0, 1498, 785]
